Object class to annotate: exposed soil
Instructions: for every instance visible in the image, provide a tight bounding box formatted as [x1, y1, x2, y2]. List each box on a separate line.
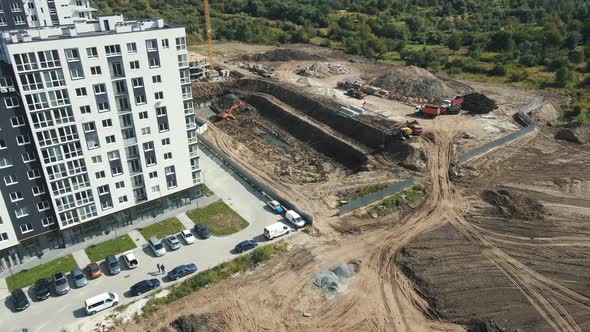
[481, 189, 545, 221]
[242, 49, 324, 62]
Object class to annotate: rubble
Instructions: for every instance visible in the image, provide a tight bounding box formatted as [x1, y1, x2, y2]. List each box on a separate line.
[295, 62, 350, 78]
[462, 93, 498, 114]
[313, 263, 356, 298]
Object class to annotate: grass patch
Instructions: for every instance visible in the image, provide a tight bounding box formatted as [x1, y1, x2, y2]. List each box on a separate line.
[344, 183, 389, 201]
[200, 184, 214, 197]
[84, 235, 137, 262]
[141, 243, 285, 317]
[187, 201, 249, 236]
[139, 217, 185, 240]
[369, 185, 425, 217]
[6, 255, 78, 291]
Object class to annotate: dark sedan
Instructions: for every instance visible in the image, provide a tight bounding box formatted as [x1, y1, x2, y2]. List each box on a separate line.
[11, 288, 30, 311]
[194, 224, 211, 239]
[167, 263, 198, 281]
[34, 278, 51, 300]
[235, 240, 257, 253]
[130, 279, 161, 296]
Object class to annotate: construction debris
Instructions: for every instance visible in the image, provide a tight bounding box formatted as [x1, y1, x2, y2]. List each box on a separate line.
[170, 314, 219, 332]
[462, 93, 498, 114]
[313, 263, 356, 298]
[295, 62, 349, 78]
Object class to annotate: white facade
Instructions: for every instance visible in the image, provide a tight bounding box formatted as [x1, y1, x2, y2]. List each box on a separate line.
[23, 0, 95, 28]
[0, 16, 201, 230]
[0, 188, 19, 249]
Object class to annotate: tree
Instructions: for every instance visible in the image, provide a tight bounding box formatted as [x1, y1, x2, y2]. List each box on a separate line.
[569, 49, 585, 64]
[555, 66, 574, 87]
[447, 33, 463, 54]
[488, 31, 514, 53]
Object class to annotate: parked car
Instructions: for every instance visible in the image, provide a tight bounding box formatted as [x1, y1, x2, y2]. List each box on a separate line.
[180, 229, 195, 244]
[148, 236, 166, 257]
[34, 278, 51, 300]
[85, 262, 102, 279]
[167, 263, 197, 281]
[11, 288, 30, 311]
[85, 292, 118, 316]
[130, 279, 161, 296]
[235, 240, 258, 253]
[71, 268, 88, 288]
[165, 235, 181, 250]
[267, 200, 285, 214]
[105, 255, 121, 275]
[122, 251, 138, 269]
[52, 271, 70, 295]
[264, 222, 291, 240]
[285, 210, 306, 228]
[194, 224, 211, 239]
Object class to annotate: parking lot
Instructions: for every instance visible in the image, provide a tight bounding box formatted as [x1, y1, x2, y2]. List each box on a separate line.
[0, 148, 294, 332]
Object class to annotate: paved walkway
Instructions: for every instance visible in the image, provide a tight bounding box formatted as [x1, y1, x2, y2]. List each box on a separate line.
[72, 249, 90, 267]
[0, 277, 9, 300]
[127, 229, 148, 247]
[177, 212, 195, 229]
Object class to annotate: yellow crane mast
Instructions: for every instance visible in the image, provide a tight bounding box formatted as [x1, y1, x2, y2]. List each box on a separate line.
[203, 0, 214, 71]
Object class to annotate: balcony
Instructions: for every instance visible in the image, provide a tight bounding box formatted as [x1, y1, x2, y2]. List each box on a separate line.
[123, 137, 137, 146]
[190, 151, 198, 158]
[184, 108, 194, 115]
[191, 165, 199, 172]
[188, 137, 198, 144]
[186, 123, 197, 130]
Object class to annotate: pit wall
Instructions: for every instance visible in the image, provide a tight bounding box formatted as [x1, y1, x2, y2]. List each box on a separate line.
[243, 94, 368, 170]
[237, 79, 406, 155]
[457, 97, 544, 164]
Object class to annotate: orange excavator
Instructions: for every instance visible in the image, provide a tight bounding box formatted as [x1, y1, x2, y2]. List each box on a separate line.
[217, 101, 247, 120]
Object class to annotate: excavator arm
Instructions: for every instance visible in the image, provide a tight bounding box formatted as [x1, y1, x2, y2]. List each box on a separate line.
[217, 101, 246, 120]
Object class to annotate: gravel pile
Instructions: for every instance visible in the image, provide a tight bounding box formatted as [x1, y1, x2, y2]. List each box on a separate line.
[462, 93, 498, 114]
[295, 62, 350, 78]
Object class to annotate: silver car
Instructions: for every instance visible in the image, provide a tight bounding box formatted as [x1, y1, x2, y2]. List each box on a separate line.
[53, 271, 70, 295]
[71, 268, 88, 288]
[166, 235, 181, 250]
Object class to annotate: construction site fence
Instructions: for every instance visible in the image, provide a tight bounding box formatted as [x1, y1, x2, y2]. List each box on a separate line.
[457, 97, 544, 164]
[196, 133, 314, 225]
[338, 178, 415, 216]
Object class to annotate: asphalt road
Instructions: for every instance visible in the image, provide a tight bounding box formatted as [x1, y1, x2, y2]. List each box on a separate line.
[1, 147, 293, 332]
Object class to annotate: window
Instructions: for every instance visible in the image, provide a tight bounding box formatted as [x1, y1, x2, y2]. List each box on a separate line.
[14, 52, 38, 72]
[130, 61, 140, 70]
[5, 96, 20, 108]
[86, 47, 98, 58]
[43, 70, 65, 88]
[178, 53, 188, 67]
[65, 48, 80, 62]
[42, 146, 63, 163]
[107, 150, 120, 161]
[14, 16, 25, 25]
[53, 108, 74, 125]
[149, 57, 160, 68]
[161, 138, 170, 145]
[93, 84, 106, 95]
[164, 152, 172, 160]
[98, 102, 110, 112]
[146, 39, 157, 52]
[152, 75, 162, 83]
[105, 44, 121, 56]
[80, 105, 91, 114]
[149, 171, 158, 179]
[160, 121, 169, 132]
[0, 139, 5, 150]
[141, 127, 150, 135]
[143, 142, 154, 151]
[127, 42, 137, 54]
[0, 233, 8, 242]
[112, 62, 124, 77]
[48, 90, 69, 107]
[90, 66, 101, 75]
[91, 156, 102, 164]
[41, 217, 55, 227]
[139, 111, 148, 119]
[98, 185, 109, 195]
[135, 95, 146, 105]
[155, 91, 163, 100]
[75, 87, 87, 96]
[10, 3, 22, 12]
[0, 17, 5, 26]
[111, 166, 123, 176]
[102, 119, 112, 127]
[162, 39, 169, 48]
[82, 122, 95, 133]
[0, 157, 13, 168]
[32, 186, 45, 196]
[19, 223, 33, 234]
[38, 50, 60, 69]
[37, 201, 50, 211]
[27, 169, 41, 179]
[132, 78, 143, 88]
[22, 152, 36, 163]
[114, 81, 126, 94]
[151, 185, 160, 193]
[118, 196, 128, 203]
[10, 192, 23, 202]
[115, 181, 125, 189]
[4, 175, 17, 186]
[11, 116, 26, 127]
[106, 135, 116, 144]
[95, 171, 105, 179]
[176, 37, 187, 51]
[70, 68, 83, 79]
[16, 135, 31, 145]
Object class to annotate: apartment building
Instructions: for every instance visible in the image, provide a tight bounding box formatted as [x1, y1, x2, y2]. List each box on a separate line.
[0, 14, 201, 269]
[0, 0, 95, 30]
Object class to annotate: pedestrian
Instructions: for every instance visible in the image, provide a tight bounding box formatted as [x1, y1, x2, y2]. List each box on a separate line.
[157, 263, 161, 274]
[161, 264, 165, 275]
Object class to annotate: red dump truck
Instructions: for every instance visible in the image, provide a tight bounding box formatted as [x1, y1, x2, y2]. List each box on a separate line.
[415, 97, 464, 117]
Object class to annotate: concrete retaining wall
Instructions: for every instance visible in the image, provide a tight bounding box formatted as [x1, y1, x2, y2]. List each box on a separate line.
[338, 178, 415, 216]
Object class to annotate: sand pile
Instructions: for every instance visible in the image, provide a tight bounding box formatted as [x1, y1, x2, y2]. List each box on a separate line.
[373, 66, 472, 103]
[462, 93, 499, 114]
[295, 62, 349, 78]
[243, 49, 323, 62]
[482, 190, 545, 221]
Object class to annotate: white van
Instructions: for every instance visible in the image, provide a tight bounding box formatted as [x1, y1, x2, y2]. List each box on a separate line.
[285, 210, 306, 228]
[264, 222, 291, 240]
[148, 236, 166, 257]
[85, 292, 119, 315]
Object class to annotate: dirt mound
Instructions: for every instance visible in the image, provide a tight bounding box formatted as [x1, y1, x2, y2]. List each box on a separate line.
[295, 62, 349, 78]
[481, 190, 545, 221]
[400, 142, 427, 172]
[170, 314, 219, 332]
[243, 49, 323, 62]
[462, 93, 499, 114]
[555, 123, 590, 144]
[372, 66, 472, 103]
[467, 320, 511, 332]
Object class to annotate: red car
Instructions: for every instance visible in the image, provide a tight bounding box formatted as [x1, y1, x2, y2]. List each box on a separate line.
[85, 262, 102, 279]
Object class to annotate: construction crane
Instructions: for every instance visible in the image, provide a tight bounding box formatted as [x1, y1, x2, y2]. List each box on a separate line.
[203, 0, 214, 71]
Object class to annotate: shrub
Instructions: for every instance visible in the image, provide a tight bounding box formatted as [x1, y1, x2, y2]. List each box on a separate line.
[489, 64, 507, 76]
[252, 246, 273, 264]
[510, 70, 529, 82]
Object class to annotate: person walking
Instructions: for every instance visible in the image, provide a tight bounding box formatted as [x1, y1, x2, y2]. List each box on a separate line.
[157, 263, 161, 274]
[161, 264, 165, 275]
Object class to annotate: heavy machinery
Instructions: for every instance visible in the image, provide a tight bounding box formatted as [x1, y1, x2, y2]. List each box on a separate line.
[217, 101, 247, 120]
[415, 97, 464, 117]
[345, 87, 365, 99]
[400, 125, 423, 138]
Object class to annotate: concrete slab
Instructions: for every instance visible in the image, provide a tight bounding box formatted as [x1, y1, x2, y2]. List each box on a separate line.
[127, 229, 148, 248]
[177, 213, 195, 229]
[72, 249, 90, 267]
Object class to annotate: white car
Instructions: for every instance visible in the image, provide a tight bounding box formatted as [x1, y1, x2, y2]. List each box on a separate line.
[122, 251, 138, 269]
[166, 235, 181, 250]
[180, 229, 195, 244]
